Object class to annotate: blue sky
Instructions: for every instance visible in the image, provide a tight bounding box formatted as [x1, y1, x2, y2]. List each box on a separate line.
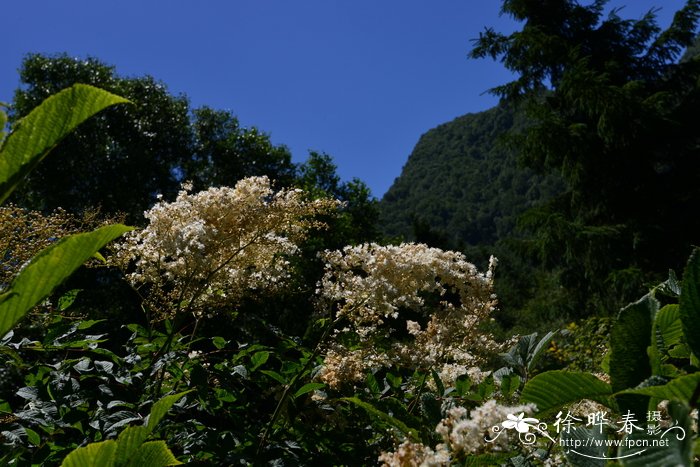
[2, 1, 689, 198]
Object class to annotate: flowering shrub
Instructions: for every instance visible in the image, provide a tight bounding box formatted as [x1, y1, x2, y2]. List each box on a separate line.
[316, 243, 501, 388]
[378, 400, 536, 465]
[116, 176, 340, 319]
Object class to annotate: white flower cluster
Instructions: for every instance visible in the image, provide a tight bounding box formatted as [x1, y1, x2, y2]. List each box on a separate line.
[377, 440, 449, 467]
[116, 176, 340, 318]
[436, 400, 535, 455]
[316, 243, 500, 388]
[378, 400, 536, 466]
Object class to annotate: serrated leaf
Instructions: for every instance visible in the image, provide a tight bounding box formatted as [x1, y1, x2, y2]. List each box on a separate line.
[293, 383, 325, 399]
[611, 294, 656, 391]
[125, 440, 181, 466]
[365, 372, 381, 395]
[521, 371, 614, 415]
[60, 440, 117, 467]
[114, 426, 150, 464]
[0, 224, 132, 337]
[610, 294, 656, 418]
[619, 372, 700, 404]
[654, 305, 683, 351]
[680, 249, 700, 360]
[431, 369, 445, 396]
[0, 84, 129, 203]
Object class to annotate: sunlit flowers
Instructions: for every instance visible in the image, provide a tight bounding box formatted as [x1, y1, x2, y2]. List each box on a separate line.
[316, 243, 500, 388]
[116, 176, 340, 319]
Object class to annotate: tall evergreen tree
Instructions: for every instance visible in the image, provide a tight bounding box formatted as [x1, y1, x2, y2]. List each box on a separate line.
[471, 0, 700, 316]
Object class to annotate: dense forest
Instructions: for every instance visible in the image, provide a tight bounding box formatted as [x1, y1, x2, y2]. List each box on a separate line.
[2, 1, 700, 465]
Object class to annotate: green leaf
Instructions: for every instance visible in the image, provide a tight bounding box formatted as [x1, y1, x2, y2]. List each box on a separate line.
[365, 372, 381, 395]
[654, 305, 683, 352]
[618, 401, 693, 467]
[611, 294, 656, 391]
[60, 440, 117, 467]
[113, 391, 191, 465]
[25, 427, 40, 446]
[619, 372, 700, 404]
[260, 370, 286, 385]
[680, 249, 700, 360]
[250, 350, 270, 371]
[341, 397, 419, 441]
[293, 382, 326, 399]
[125, 441, 181, 466]
[211, 336, 227, 349]
[146, 390, 191, 432]
[521, 371, 614, 415]
[610, 294, 656, 418]
[430, 369, 445, 396]
[114, 426, 150, 465]
[527, 330, 557, 373]
[501, 373, 521, 398]
[57, 289, 83, 311]
[0, 84, 129, 203]
[0, 224, 132, 337]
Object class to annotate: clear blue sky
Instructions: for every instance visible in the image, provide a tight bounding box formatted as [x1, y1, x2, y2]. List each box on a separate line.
[2, 0, 689, 198]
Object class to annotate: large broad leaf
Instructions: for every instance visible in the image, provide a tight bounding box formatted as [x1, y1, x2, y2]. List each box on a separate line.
[146, 390, 192, 432]
[680, 249, 700, 360]
[610, 294, 656, 418]
[520, 371, 614, 415]
[61, 440, 117, 467]
[62, 392, 190, 467]
[125, 441, 181, 467]
[114, 390, 191, 464]
[619, 372, 700, 404]
[0, 84, 129, 203]
[618, 401, 693, 467]
[0, 224, 132, 337]
[650, 304, 684, 376]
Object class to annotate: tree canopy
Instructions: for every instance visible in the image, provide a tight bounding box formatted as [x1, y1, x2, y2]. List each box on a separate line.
[469, 0, 700, 316]
[9, 54, 299, 223]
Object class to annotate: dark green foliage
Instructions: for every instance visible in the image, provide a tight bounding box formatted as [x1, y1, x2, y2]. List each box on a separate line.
[380, 105, 561, 250]
[187, 106, 296, 190]
[11, 54, 193, 223]
[382, 2, 700, 329]
[9, 54, 300, 224]
[379, 104, 565, 328]
[470, 0, 700, 317]
[679, 249, 700, 360]
[298, 151, 380, 248]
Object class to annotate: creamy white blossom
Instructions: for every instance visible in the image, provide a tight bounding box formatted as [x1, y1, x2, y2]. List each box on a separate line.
[115, 176, 340, 318]
[379, 399, 536, 465]
[436, 400, 536, 455]
[316, 243, 500, 388]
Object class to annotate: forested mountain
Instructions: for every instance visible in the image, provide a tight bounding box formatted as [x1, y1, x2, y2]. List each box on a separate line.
[381, 5, 700, 330]
[379, 104, 562, 254]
